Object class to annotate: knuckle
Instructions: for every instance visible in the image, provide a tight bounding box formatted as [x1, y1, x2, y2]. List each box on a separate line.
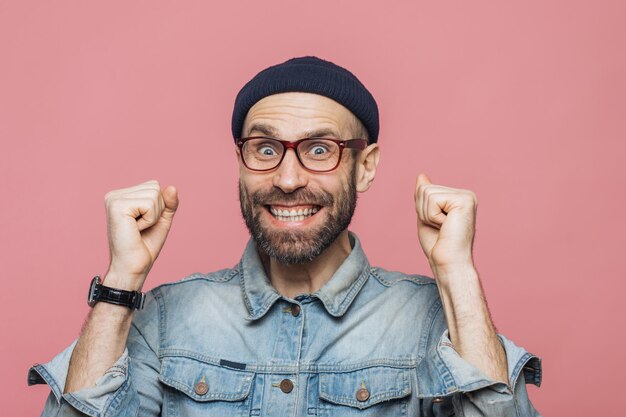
[104, 195, 115, 208]
[104, 191, 116, 204]
[107, 198, 121, 211]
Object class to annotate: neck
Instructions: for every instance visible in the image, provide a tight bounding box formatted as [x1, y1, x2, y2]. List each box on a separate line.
[260, 230, 353, 299]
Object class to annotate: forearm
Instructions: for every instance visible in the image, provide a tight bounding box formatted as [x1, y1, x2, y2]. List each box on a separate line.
[31, 286, 162, 417]
[433, 264, 508, 384]
[62, 179, 174, 394]
[64, 274, 137, 393]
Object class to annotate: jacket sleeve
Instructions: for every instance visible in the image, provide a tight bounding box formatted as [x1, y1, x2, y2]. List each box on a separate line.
[417, 298, 542, 417]
[28, 292, 163, 417]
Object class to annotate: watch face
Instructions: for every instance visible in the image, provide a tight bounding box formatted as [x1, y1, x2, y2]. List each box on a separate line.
[87, 276, 100, 307]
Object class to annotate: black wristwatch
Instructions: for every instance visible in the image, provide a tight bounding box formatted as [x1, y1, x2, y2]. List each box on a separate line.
[87, 275, 145, 310]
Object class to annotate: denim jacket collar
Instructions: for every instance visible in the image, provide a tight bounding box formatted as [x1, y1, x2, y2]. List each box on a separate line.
[239, 231, 371, 320]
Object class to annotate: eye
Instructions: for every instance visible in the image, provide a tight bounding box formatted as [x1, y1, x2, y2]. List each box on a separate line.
[258, 146, 277, 156]
[310, 145, 328, 155]
[302, 141, 332, 155]
[250, 139, 281, 157]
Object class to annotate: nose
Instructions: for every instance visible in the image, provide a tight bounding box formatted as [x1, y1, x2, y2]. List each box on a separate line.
[272, 149, 308, 193]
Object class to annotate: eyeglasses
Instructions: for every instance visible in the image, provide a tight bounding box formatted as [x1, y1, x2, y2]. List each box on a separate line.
[236, 136, 367, 172]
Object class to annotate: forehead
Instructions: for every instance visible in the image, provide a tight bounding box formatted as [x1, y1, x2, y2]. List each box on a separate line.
[242, 92, 359, 138]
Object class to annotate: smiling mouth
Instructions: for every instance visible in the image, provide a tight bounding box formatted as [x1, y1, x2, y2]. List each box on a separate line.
[266, 205, 321, 222]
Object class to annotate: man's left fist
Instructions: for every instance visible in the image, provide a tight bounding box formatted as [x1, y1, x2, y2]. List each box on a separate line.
[414, 173, 477, 272]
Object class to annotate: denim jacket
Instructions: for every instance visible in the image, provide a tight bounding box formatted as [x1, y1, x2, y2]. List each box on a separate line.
[29, 233, 542, 416]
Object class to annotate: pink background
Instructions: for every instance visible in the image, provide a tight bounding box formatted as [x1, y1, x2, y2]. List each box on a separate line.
[1, 1, 625, 415]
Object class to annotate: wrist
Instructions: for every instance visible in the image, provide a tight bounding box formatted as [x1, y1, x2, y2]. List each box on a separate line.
[88, 275, 146, 310]
[91, 298, 136, 320]
[431, 260, 477, 281]
[103, 271, 145, 292]
[432, 264, 483, 304]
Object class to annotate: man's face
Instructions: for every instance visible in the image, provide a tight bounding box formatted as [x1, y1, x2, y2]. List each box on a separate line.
[238, 92, 363, 264]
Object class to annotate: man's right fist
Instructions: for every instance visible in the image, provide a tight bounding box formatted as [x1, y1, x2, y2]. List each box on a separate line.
[103, 180, 179, 291]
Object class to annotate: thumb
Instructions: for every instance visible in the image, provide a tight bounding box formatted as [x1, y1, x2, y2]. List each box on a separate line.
[416, 173, 432, 187]
[161, 185, 179, 220]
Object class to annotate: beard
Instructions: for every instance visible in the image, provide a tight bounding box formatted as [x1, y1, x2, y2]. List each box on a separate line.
[239, 171, 357, 265]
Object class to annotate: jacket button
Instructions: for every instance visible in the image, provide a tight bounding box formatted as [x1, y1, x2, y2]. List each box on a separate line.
[279, 379, 294, 393]
[194, 381, 209, 396]
[291, 305, 301, 317]
[356, 387, 370, 402]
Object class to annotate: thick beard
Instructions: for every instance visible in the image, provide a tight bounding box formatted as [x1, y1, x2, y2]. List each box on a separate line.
[239, 172, 357, 265]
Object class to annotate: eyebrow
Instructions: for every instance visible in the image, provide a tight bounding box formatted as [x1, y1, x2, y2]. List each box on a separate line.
[247, 123, 342, 140]
[247, 123, 281, 138]
[301, 128, 342, 139]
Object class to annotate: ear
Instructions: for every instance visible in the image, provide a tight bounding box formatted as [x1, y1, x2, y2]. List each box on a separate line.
[355, 143, 380, 192]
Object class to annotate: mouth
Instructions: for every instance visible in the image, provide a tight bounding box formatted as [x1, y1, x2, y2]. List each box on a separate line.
[265, 204, 321, 223]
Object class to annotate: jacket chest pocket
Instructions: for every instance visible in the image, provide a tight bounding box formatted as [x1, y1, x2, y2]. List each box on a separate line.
[159, 356, 254, 417]
[316, 366, 412, 417]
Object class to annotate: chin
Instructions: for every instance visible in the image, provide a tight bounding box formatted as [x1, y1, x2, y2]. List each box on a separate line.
[252, 217, 341, 264]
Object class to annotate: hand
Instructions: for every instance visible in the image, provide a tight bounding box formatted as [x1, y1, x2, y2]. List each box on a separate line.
[414, 175, 509, 384]
[414, 173, 477, 274]
[104, 180, 179, 290]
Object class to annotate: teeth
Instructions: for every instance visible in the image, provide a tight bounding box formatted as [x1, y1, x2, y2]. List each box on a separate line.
[269, 206, 320, 222]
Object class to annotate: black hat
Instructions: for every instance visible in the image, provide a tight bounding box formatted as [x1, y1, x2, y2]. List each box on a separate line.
[231, 56, 379, 143]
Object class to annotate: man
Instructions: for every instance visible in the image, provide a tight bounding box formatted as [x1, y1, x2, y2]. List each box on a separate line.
[30, 56, 542, 416]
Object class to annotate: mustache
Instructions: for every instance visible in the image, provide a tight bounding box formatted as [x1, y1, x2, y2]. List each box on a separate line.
[250, 187, 334, 207]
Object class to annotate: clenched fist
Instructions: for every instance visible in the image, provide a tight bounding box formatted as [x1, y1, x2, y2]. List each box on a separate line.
[104, 180, 179, 291]
[414, 173, 477, 275]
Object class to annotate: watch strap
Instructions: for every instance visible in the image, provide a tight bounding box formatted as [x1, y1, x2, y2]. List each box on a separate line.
[98, 283, 146, 310]
[89, 275, 145, 310]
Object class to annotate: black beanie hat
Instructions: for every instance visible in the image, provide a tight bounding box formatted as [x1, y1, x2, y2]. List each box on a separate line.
[231, 56, 379, 143]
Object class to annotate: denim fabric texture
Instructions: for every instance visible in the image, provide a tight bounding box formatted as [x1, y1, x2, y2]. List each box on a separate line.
[30, 233, 542, 416]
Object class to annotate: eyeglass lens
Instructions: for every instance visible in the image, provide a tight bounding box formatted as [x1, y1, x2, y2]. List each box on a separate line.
[242, 138, 341, 171]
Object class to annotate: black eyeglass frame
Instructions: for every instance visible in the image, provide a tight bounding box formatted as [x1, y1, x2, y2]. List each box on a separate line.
[236, 136, 368, 173]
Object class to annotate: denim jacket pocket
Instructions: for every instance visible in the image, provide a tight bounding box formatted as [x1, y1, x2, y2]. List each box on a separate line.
[158, 355, 254, 417]
[317, 366, 412, 416]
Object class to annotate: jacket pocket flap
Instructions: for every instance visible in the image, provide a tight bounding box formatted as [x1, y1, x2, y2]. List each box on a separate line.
[159, 356, 254, 402]
[319, 366, 412, 409]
